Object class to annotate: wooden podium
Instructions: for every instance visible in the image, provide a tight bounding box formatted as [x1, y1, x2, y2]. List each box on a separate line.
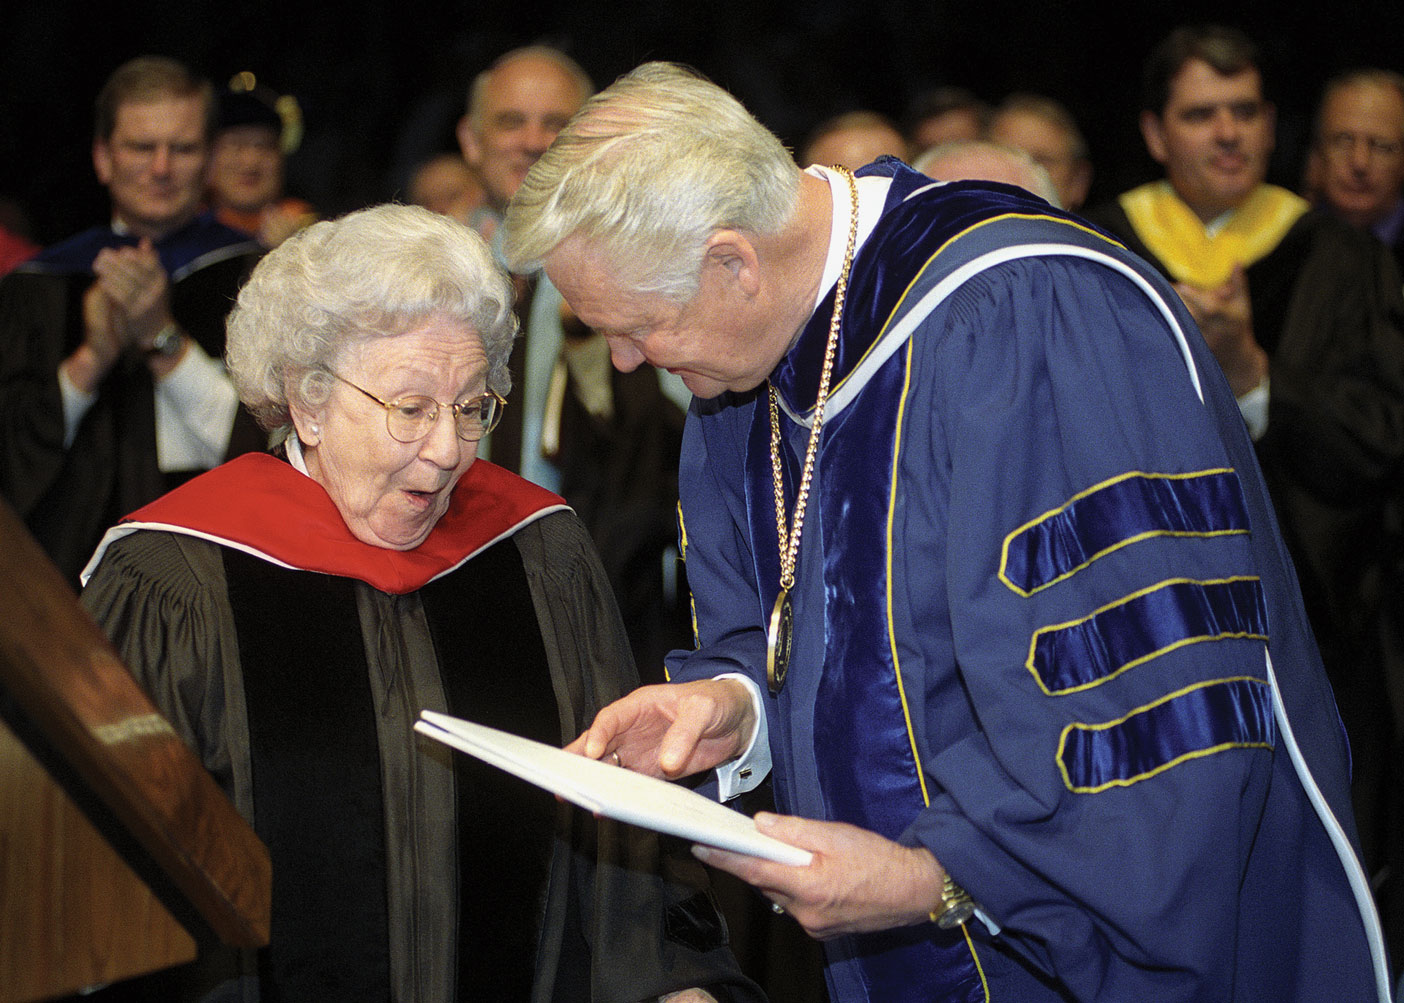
[0, 500, 269, 1002]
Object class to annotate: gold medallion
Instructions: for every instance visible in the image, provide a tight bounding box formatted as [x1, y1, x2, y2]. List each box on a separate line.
[763, 166, 859, 695]
[766, 588, 794, 694]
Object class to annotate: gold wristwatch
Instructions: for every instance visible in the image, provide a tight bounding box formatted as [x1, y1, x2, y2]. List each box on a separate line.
[933, 872, 976, 930]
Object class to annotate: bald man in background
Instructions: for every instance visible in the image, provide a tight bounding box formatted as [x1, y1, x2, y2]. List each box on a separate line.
[461, 47, 694, 677]
[1309, 69, 1404, 275]
[987, 93, 1092, 211]
[799, 110, 908, 170]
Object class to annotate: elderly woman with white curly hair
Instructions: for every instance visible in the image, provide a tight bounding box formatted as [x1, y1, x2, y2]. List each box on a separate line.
[78, 204, 760, 1003]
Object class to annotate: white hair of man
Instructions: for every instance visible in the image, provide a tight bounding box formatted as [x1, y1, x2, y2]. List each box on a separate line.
[503, 61, 801, 301]
[227, 203, 518, 435]
[913, 139, 1063, 208]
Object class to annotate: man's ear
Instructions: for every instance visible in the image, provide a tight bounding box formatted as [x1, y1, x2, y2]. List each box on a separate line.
[1067, 160, 1093, 210]
[702, 230, 761, 298]
[1139, 110, 1169, 166]
[93, 139, 114, 186]
[456, 115, 481, 168]
[196, 143, 212, 192]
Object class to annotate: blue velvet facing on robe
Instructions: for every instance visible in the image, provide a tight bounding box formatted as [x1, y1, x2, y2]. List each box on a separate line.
[670, 160, 1385, 1002]
[1057, 675, 1277, 792]
[999, 469, 1252, 596]
[21, 212, 259, 280]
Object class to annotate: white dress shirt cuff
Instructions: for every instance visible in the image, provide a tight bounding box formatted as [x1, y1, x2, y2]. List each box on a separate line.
[58, 364, 97, 448]
[154, 339, 239, 469]
[713, 672, 771, 800]
[1237, 375, 1270, 441]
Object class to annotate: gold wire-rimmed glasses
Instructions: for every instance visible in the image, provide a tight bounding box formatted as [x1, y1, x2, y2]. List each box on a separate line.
[329, 371, 506, 443]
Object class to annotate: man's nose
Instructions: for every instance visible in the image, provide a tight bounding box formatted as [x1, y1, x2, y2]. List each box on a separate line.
[1212, 108, 1240, 143]
[604, 333, 646, 373]
[1348, 138, 1374, 172]
[525, 121, 555, 155]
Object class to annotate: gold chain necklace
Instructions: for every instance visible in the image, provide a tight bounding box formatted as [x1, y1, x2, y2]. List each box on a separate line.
[766, 165, 859, 694]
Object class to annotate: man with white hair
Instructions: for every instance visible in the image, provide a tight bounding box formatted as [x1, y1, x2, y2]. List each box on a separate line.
[505, 62, 1388, 1002]
[914, 138, 1062, 206]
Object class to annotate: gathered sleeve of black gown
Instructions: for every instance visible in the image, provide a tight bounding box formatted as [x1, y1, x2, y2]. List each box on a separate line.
[82, 509, 762, 1003]
[513, 512, 764, 1003]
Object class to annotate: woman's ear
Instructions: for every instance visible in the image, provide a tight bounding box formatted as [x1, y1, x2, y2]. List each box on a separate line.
[287, 384, 323, 447]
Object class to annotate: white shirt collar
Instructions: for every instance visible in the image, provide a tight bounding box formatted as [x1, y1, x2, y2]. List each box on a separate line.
[1203, 208, 1236, 238]
[804, 164, 890, 310]
[286, 433, 312, 475]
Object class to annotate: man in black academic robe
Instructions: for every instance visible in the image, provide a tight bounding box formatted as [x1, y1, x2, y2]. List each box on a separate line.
[0, 56, 262, 585]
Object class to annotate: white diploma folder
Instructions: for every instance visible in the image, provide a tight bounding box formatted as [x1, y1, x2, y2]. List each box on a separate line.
[414, 709, 813, 867]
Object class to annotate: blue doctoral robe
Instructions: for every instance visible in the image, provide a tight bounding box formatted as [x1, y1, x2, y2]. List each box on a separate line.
[668, 161, 1388, 1002]
[24, 211, 260, 280]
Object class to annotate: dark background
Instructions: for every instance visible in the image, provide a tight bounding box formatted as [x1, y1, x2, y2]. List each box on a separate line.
[3, 0, 1403, 245]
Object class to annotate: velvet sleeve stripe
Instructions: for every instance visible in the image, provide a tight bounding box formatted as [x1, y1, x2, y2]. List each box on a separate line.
[999, 469, 1251, 596]
[1056, 677, 1276, 793]
[1028, 576, 1268, 696]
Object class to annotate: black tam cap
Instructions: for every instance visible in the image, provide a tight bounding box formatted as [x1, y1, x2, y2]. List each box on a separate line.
[217, 72, 303, 153]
